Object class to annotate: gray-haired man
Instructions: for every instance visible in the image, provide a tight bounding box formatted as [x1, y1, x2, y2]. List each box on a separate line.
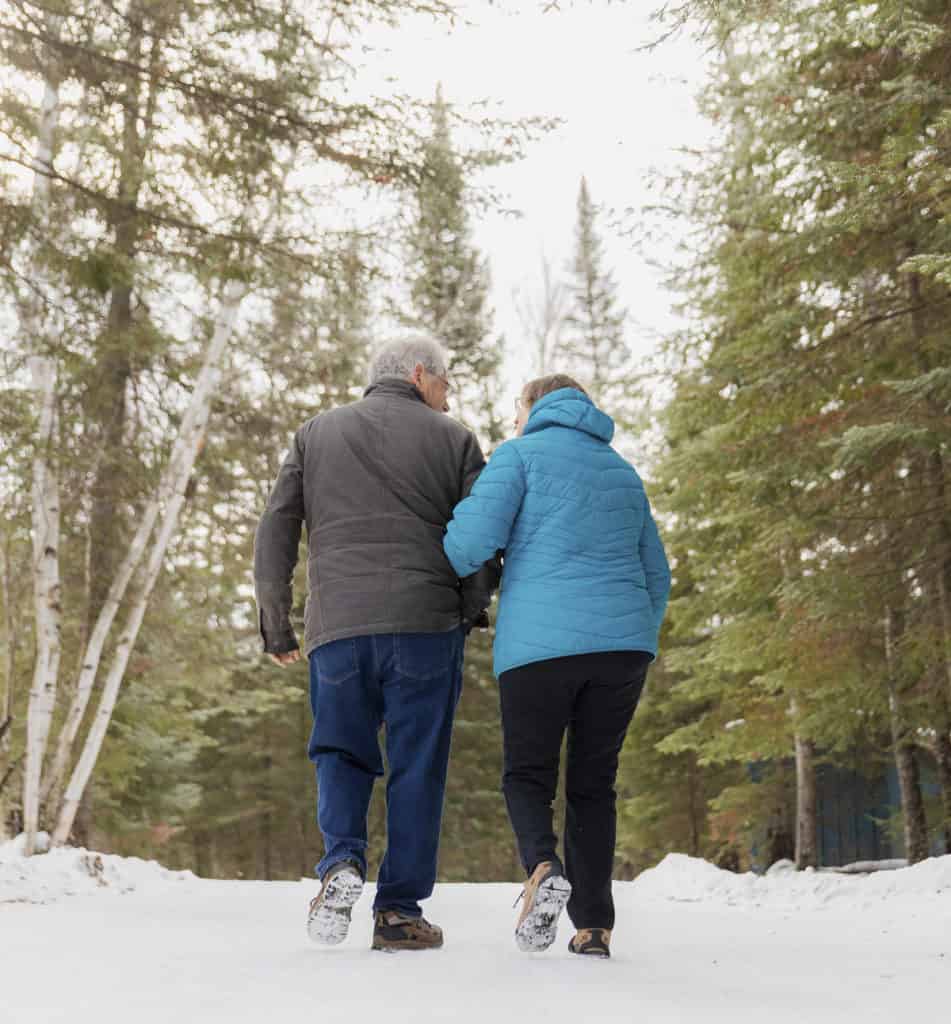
[253, 336, 496, 951]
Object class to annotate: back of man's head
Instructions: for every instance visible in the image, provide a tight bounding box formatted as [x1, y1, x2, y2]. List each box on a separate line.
[367, 335, 448, 386]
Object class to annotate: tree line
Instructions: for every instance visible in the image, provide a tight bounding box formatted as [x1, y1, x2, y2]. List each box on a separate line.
[0, 0, 624, 880]
[618, 0, 951, 872]
[7, 0, 945, 882]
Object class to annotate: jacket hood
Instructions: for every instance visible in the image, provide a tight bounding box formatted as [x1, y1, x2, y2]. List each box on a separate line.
[523, 388, 615, 443]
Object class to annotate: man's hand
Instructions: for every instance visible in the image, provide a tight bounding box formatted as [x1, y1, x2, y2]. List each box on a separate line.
[464, 609, 491, 635]
[269, 649, 302, 668]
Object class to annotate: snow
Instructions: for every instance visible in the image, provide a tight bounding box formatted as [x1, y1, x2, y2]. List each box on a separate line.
[631, 852, 951, 911]
[2, 843, 949, 1024]
[0, 832, 193, 905]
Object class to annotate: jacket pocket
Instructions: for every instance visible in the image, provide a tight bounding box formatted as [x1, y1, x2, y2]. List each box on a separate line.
[312, 638, 360, 686]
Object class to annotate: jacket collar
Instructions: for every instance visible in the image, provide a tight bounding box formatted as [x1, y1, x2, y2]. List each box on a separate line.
[363, 376, 426, 404]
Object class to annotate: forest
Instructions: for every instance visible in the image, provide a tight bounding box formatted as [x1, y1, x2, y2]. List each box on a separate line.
[2, 0, 950, 881]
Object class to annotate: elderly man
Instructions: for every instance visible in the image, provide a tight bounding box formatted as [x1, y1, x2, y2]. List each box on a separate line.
[253, 336, 494, 952]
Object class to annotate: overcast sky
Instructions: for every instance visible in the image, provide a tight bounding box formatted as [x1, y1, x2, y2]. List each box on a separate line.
[353, 2, 713, 396]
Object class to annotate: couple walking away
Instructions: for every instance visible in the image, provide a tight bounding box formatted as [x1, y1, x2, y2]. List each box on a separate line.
[253, 336, 671, 958]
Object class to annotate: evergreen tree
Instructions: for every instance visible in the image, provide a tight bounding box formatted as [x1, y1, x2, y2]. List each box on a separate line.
[0, 0, 523, 856]
[626, 0, 951, 869]
[404, 86, 515, 879]
[407, 85, 505, 446]
[560, 178, 630, 413]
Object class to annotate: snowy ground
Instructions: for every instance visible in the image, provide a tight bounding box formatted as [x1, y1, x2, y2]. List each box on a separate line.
[2, 840, 949, 1024]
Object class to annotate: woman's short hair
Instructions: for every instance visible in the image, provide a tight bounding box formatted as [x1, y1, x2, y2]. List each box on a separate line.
[368, 335, 448, 385]
[522, 373, 588, 407]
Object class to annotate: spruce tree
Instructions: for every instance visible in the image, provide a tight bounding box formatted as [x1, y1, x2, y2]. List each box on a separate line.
[407, 85, 505, 446]
[404, 86, 514, 878]
[0, 0, 521, 856]
[560, 178, 630, 413]
[628, 0, 951, 868]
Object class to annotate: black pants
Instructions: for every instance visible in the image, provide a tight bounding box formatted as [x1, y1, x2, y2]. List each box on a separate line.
[499, 650, 650, 930]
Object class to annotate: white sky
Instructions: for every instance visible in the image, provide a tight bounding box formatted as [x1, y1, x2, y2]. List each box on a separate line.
[353, 2, 713, 396]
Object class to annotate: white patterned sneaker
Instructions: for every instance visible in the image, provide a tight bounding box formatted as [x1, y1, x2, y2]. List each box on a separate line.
[514, 861, 572, 953]
[306, 861, 364, 946]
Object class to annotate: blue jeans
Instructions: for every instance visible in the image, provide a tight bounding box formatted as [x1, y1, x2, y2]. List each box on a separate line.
[308, 628, 464, 917]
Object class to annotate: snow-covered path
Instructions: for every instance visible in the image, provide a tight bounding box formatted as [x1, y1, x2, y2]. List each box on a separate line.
[3, 864, 950, 1024]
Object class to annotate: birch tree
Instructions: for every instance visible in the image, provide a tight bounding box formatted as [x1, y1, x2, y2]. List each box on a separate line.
[16, 10, 64, 857]
[3, 0, 531, 854]
[53, 275, 248, 844]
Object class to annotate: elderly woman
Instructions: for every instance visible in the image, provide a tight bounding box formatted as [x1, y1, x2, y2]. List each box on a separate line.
[443, 374, 671, 959]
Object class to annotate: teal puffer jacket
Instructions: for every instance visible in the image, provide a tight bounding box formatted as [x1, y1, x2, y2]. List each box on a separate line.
[443, 388, 671, 677]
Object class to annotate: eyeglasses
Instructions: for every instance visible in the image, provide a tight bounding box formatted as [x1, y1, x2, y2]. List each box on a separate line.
[426, 370, 452, 393]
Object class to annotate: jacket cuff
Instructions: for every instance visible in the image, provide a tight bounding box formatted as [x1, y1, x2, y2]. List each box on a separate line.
[261, 629, 300, 656]
[258, 607, 300, 656]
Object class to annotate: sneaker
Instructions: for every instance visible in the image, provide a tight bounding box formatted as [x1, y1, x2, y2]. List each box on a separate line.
[306, 860, 364, 946]
[372, 910, 444, 952]
[514, 861, 572, 953]
[569, 928, 611, 959]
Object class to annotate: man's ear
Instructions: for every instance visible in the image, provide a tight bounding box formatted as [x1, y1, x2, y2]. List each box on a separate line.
[412, 362, 425, 385]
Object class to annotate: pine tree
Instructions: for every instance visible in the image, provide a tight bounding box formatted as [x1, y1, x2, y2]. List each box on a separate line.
[560, 178, 630, 413]
[403, 86, 515, 878]
[407, 85, 505, 446]
[630, 0, 951, 869]
[0, 0, 519, 855]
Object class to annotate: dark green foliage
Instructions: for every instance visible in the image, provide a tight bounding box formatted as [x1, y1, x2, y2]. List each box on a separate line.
[401, 86, 516, 879]
[1, 1, 526, 875]
[406, 86, 505, 446]
[560, 178, 630, 414]
[617, 0, 951, 869]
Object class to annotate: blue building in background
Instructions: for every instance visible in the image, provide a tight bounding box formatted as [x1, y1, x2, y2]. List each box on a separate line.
[752, 754, 943, 869]
[815, 758, 943, 864]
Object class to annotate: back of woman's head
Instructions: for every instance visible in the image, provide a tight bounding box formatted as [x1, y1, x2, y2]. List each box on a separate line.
[522, 374, 588, 406]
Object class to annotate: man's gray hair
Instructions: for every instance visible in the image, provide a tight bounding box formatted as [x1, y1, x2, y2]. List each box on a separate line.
[367, 335, 449, 386]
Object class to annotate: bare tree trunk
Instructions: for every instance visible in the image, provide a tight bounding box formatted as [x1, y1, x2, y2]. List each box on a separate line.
[86, 4, 153, 636]
[0, 530, 16, 835]
[686, 752, 701, 857]
[514, 253, 567, 376]
[262, 748, 273, 881]
[780, 544, 818, 871]
[52, 278, 248, 845]
[922, 558, 951, 853]
[42, 253, 240, 807]
[933, 697, 951, 854]
[24, 354, 62, 855]
[39, 12, 159, 809]
[926, 451, 951, 705]
[43, 485, 161, 805]
[20, 17, 65, 855]
[192, 828, 208, 879]
[43, 338, 214, 804]
[1, 532, 15, 745]
[1, 757, 22, 800]
[792, 700, 818, 870]
[884, 603, 930, 864]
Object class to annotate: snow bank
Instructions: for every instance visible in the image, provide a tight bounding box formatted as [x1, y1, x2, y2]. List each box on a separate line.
[5, 831, 949, 914]
[0, 832, 194, 905]
[630, 852, 951, 911]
